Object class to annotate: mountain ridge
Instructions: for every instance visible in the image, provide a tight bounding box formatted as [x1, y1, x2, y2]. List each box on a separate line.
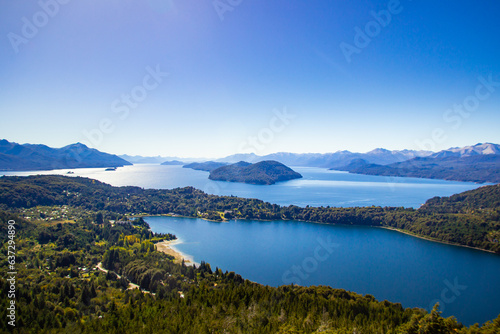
[216, 149, 432, 168]
[0, 139, 132, 171]
[334, 147, 500, 183]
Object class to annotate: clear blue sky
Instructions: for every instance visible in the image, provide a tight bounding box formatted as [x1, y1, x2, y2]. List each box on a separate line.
[1, 0, 499, 158]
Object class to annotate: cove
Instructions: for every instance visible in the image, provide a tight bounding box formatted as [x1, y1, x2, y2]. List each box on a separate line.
[146, 216, 500, 327]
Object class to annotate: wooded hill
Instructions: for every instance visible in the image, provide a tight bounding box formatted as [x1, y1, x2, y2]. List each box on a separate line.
[1, 192, 500, 332]
[209, 160, 303, 185]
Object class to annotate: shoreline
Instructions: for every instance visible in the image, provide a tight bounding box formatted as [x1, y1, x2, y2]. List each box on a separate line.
[376, 226, 498, 255]
[142, 214, 498, 256]
[155, 239, 198, 266]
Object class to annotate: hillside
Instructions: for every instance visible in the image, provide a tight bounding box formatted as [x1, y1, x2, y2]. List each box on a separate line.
[420, 184, 500, 214]
[0, 139, 131, 171]
[209, 160, 303, 185]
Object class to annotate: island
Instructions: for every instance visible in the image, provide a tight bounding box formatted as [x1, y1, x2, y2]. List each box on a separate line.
[208, 160, 303, 185]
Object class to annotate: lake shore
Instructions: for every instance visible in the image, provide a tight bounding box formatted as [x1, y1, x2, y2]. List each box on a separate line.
[155, 239, 197, 266]
[144, 214, 498, 255]
[377, 226, 498, 254]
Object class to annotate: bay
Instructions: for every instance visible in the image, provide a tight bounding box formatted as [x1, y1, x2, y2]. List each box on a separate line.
[146, 215, 500, 327]
[0, 164, 485, 208]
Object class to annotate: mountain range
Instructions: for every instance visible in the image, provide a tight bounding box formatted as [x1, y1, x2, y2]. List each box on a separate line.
[215, 149, 432, 168]
[119, 154, 198, 164]
[1, 139, 499, 183]
[0, 139, 131, 171]
[429, 143, 500, 158]
[335, 143, 500, 183]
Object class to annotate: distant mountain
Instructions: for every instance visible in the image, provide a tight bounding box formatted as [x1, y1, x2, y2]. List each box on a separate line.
[119, 155, 166, 164]
[209, 160, 303, 185]
[0, 139, 132, 171]
[217, 149, 431, 168]
[430, 143, 500, 158]
[183, 161, 229, 172]
[215, 153, 260, 164]
[334, 144, 500, 183]
[160, 160, 185, 166]
[119, 154, 201, 164]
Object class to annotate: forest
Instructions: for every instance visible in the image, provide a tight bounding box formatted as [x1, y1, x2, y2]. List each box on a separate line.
[0, 202, 499, 333]
[0, 175, 499, 253]
[0, 175, 499, 332]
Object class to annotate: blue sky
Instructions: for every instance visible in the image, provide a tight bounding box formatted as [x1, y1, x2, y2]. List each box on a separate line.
[1, 0, 499, 158]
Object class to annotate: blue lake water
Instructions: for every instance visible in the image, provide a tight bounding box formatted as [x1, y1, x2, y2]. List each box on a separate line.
[0, 164, 485, 208]
[146, 216, 500, 327]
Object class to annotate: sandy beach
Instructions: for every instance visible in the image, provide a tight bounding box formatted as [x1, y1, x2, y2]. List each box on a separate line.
[155, 239, 197, 266]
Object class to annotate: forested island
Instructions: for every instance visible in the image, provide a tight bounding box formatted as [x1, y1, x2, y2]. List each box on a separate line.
[209, 160, 303, 185]
[1, 175, 499, 333]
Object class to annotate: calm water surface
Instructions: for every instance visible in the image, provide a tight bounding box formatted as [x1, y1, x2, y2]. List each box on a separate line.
[0, 164, 485, 208]
[146, 216, 500, 327]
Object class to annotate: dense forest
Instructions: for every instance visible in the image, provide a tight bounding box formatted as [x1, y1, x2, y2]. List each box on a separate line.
[0, 175, 499, 253]
[1, 200, 500, 332]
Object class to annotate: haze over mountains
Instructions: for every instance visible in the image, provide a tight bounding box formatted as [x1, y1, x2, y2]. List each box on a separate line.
[215, 149, 432, 168]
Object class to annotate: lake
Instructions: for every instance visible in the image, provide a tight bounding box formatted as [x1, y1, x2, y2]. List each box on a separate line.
[146, 215, 500, 327]
[0, 164, 485, 208]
